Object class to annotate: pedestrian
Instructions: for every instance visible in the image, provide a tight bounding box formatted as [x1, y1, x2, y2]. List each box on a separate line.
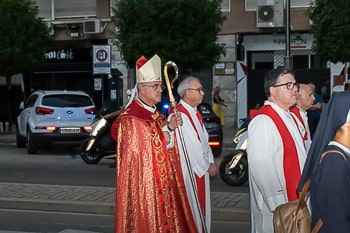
[213, 86, 226, 126]
[290, 83, 315, 151]
[307, 82, 324, 139]
[298, 91, 350, 233]
[111, 54, 197, 233]
[169, 76, 217, 233]
[321, 78, 330, 103]
[247, 68, 307, 233]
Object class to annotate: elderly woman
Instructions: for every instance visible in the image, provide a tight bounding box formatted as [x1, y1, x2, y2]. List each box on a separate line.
[298, 91, 350, 233]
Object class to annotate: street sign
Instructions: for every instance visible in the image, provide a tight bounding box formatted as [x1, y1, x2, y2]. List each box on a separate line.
[93, 45, 111, 74]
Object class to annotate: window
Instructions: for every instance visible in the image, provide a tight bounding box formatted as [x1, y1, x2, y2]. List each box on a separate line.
[221, 0, 230, 12]
[42, 94, 93, 108]
[246, 0, 311, 11]
[35, 0, 53, 19]
[35, 0, 96, 20]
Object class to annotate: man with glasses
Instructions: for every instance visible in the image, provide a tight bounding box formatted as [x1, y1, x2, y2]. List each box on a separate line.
[247, 69, 307, 233]
[169, 76, 216, 233]
[111, 55, 198, 233]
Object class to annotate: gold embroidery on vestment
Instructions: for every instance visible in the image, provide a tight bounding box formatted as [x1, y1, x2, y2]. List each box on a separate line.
[152, 111, 160, 120]
[151, 123, 175, 230]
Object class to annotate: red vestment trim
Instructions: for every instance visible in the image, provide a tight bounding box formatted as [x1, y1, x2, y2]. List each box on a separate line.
[176, 103, 207, 223]
[250, 105, 301, 201]
[195, 174, 206, 216]
[289, 106, 308, 143]
[177, 104, 201, 141]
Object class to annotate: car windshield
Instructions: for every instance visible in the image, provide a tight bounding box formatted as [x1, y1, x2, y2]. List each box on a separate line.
[41, 94, 93, 108]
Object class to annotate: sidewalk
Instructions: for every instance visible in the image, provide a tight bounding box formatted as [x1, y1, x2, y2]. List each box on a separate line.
[0, 125, 250, 223]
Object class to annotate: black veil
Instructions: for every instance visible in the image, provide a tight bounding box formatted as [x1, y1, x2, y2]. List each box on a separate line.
[298, 91, 350, 192]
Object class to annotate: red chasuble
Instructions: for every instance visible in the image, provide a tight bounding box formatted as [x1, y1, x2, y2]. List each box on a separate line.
[112, 101, 197, 233]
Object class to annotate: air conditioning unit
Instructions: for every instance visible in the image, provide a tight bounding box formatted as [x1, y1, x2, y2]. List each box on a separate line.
[45, 22, 54, 36]
[84, 20, 102, 34]
[256, 0, 284, 28]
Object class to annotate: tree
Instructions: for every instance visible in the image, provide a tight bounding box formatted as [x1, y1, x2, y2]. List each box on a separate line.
[111, 0, 226, 70]
[308, 0, 350, 63]
[0, 0, 49, 85]
[0, 0, 49, 129]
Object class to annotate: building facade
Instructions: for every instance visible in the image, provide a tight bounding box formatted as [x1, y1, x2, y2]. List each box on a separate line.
[1, 0, 343, 130]
[215, 0, 332, 126]
[1, 0, 125, 112]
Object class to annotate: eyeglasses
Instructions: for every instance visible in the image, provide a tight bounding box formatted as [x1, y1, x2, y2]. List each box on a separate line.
[187, 87, 205, 94]
[272, 82, 300, 90]
[142, 84, 165, 90]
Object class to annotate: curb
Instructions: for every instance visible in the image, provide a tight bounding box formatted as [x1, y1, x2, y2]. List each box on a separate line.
[0, 196, 250, 222]
[0, 183, 251, 222]
[211, 192, 250, 222]
[0, 198, 115, 215]
[0, 183, 115, 215]
[0, 133, 16, 144]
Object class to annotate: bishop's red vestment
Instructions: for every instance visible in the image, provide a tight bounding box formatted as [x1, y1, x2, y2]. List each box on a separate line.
[112, 100, 197, 233]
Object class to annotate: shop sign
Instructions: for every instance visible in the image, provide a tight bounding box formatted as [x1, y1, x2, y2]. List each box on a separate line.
[45, 49, 74, 60]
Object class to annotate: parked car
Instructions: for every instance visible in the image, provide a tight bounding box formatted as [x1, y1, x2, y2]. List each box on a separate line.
[157, 99, 223, 157]
[16, 90, 98, 154]
[197, 102, 223, 157]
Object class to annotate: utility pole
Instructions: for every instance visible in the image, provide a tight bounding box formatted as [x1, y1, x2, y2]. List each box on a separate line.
[284, 0, 292, 70]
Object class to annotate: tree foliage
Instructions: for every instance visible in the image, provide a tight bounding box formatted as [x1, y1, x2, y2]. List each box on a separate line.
[308, 0, 350, 63]
[112, 0, 226, 70]
[0, 0, 49, 81]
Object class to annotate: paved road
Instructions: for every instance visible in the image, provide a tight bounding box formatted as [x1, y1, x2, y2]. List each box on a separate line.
[0, 124, 251, 232]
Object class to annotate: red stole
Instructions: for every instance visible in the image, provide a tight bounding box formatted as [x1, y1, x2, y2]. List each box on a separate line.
[250, 105, 301, 201]
[176, 103, 206, 219]
[176, 104, 202, 141]
[289, 106, 308, 144]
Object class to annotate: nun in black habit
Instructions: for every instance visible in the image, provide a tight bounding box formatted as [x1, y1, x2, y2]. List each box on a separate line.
[298, 91, 350, 233]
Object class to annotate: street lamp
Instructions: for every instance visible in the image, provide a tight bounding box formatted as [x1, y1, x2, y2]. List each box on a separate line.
[284, 0, 292, 70]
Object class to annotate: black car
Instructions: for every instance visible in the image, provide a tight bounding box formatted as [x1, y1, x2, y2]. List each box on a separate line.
[157, 100, 223, 157]
[197, 102, 223, 157]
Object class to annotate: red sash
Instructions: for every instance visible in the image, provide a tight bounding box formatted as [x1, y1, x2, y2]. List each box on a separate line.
[289, 106, 308, 143]
[176, 104, 202, 141]
[250, 105, 301, 201]
[176, 103, 206, 220]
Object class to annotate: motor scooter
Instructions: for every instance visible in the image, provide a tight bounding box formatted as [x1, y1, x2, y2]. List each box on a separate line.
[80, 107, 121, 164]
[219, 118, 249, 186]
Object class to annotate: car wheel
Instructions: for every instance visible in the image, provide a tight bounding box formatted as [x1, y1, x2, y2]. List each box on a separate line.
[26, 127, 38, 154]
[16, 125, 26, 148]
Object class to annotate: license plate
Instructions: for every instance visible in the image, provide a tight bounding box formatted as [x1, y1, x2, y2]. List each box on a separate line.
[60, 128, 81, 134]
